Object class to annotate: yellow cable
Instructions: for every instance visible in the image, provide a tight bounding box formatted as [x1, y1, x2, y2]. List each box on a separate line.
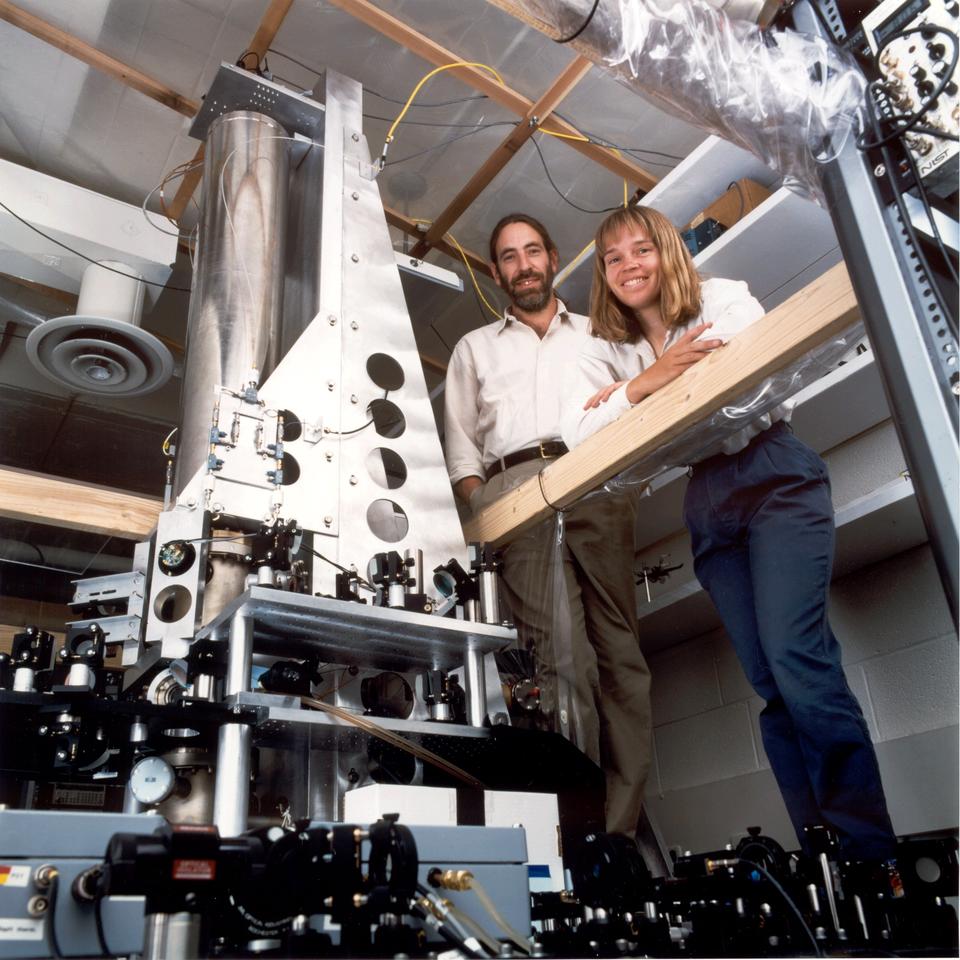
[381, 61, 505, 164]
[539, 130, 629, 207]
[447, 233, 502, 321]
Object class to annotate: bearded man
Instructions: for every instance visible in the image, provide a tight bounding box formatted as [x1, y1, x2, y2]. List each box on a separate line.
[443, 213, 653, 838]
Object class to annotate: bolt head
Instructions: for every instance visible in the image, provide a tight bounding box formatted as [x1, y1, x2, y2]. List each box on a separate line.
[350, 320, 359, 330]
[349, 475, 358, 485]
[325, 452, 333, 461]
[351, 132, 360, 142]
[350, 394, 359, 404]
[328, 314, 337, 326]
[874, 163, 886, 177]
[38, 725, 49, 736]
[350, 253, 359, 263]
[351, 191, 359, 200]
[323, 516, 333, 526]
[56, 751, 67, 760]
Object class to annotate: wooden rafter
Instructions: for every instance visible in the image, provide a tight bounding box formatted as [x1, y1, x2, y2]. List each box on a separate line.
[463, 263, 861, 545]
[409, 55, 594, 260]
[327, 0, 657, 191]
[0, 0, 199, 117]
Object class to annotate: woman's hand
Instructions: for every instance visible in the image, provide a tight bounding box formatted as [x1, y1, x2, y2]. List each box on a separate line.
[625, 323, 723, 404]
[583, 380, 627, 410]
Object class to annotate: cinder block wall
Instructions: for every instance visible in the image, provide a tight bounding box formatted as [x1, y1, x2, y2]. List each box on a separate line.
[642, 543, 959, 855]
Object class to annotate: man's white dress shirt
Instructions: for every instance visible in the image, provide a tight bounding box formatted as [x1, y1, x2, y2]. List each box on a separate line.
[445, 299, 587, 485]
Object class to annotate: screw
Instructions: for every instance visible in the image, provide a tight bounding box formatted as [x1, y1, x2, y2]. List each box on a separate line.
[327, 380, 335, 391]
[86, 649, 96, 658]
[328, 314, 337, 326]
[351, 191, 359, 200]
[59, 650, 68, 660]
[56, 751, 67, 760]
[351, 253, 359, 263]
[350, 394, 359, 404]
[352, 133, 360, 142]
[874, 164, 886, 177]
[323, 516, 333, 527]
[186, 496, 198, 508]
[349, 475, 358, 485]
[38, 726, 48, 736]
[325, 452, 333, 461]
[350, 320, 359, 330]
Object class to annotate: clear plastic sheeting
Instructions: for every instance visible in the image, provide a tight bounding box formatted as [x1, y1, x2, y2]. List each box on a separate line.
[600, 323, 865, 494]
[517, 0, 868, 203]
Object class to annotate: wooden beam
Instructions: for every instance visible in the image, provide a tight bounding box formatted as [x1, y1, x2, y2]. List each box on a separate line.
[463, 263, 860, 545]
[168, 0, 296, 220]
[409, 55, 593, 259]
[0, 467, 162, 540]
[327, 0, 657, 191]
[384, 206, 493, 278]
[0, 0, 199, 117]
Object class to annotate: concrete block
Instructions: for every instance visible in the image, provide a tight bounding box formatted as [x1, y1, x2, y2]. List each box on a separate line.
[876, 725, 959, 837]
[862, 635, 959, 742]
[746, 695, 770, 771]
[823, 421, 906, 507]
[648, 634, 722, 725]
[713, 628, 755, 704]
[830, 545, 953, 663]
[645, 767, 796, 855]
[655, 702, 758, 792]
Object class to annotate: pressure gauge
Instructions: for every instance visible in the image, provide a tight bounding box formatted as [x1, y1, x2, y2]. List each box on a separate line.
[129, 755, 176, 806]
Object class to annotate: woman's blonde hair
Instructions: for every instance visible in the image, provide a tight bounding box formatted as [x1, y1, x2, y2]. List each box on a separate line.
[589, 206, 702, 343]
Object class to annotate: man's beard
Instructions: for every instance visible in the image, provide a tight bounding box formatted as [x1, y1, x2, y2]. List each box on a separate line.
[510, 267, 555, 312]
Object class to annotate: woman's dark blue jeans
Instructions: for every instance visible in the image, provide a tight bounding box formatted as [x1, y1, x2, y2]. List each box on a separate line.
[683, 422, 896, 860]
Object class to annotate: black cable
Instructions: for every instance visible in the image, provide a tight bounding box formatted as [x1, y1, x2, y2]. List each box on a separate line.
[528, 137, 623, 214]
[552, 113, 686, 160]
[743, 860, 822, 957]
[910, 124, 960, 141]
[301, 546, 376, 592]
[899, 135, 959, 286]
[554, 0, 601, 43]
[236, 50, 260, 69]
[857, 27, 958, 151]
[431, 321, 454, 354]
[865, 90, 955, 321]
[323, 389, 389, 435]
[94, 894, 110, 957]
[0, 198, 193, 293]
[46, 873, 63, 959]
[385, 122, 518, 166]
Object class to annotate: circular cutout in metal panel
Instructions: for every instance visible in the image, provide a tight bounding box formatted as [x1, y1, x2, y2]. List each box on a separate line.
[25, 315, 174, 397]
[366, 353, 405, 392]
[154, 585, 194, 623]
[367, 398, 406, 438]
[365, 447, 407, 489]
[366, 499, 409, 543]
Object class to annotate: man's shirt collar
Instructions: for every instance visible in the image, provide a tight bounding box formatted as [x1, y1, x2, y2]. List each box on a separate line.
[498, 296, 570, 334]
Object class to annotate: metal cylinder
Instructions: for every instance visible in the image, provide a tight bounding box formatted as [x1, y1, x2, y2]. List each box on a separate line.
[13, 668, 35, 693]
[478, 570, 500, 624]
[143, 912, 202, 960]
[66, 663, 96, 690]
[175, 111, 290, 495]
[464, 649, 487, 728]
[213, 612, 253, 836]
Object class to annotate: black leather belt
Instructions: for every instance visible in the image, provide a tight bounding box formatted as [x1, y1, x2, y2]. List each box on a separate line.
[486, 441, 568, 480]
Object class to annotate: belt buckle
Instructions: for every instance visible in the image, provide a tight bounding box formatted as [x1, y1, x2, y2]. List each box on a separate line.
[538, 441, 549, 459]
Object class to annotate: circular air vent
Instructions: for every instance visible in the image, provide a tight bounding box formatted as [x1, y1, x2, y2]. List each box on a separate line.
[25, 259, 174, 397]
[26, 315, 173, 397]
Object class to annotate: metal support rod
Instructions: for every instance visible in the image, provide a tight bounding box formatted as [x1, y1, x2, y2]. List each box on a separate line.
[792, 0, 959, 620]
[143, 912, 202, 960]
[463, 648, 487, 727]
[213, 612, 253, 836]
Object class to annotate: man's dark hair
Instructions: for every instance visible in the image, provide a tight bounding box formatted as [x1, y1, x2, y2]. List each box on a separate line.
[488, 213, 558, 265]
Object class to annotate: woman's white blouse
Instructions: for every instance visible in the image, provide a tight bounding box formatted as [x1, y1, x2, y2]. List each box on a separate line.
[561, 278, 793, 458]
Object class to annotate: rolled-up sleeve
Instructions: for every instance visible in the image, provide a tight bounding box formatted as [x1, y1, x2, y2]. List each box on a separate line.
[561, 341, 633, 449]
[444, 339, 486, 485]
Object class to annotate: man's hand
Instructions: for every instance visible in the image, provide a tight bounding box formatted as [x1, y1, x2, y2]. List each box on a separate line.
[625, 323, 722, 404]
[455, 475, 484, 503]
[583, 380, 627, 410]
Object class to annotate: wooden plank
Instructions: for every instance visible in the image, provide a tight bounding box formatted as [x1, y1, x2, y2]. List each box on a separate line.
[385, 207, 493, 278]
[463, 262, 860, 545]
[0, 0, 199, 117]
[168, 0, 295, 221]
[409, 55, 594, 259]
[328, 0, 657, 191]
[0, 467, 162, 540]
